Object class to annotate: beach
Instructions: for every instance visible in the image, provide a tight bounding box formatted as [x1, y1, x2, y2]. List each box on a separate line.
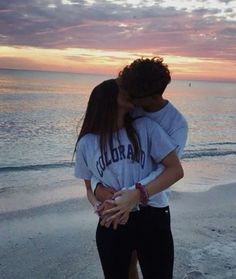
[1, 0, 236, 275]
[1, 70, 236, 278]
[1, 182, 235, 279]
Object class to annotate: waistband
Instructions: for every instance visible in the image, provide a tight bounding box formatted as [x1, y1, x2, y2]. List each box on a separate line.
[132, 205, 170, 214]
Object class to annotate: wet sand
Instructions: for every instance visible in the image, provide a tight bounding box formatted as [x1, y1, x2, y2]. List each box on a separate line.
[0, 183, 235, 279]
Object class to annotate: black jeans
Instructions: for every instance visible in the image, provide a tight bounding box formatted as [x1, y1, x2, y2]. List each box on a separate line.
[96, 206, 174, 279]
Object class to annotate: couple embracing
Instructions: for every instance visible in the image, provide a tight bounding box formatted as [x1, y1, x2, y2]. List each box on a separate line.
[75, 57, 188, 279]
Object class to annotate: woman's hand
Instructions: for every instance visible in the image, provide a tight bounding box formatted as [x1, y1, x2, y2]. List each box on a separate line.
[102, 189, 140, 223]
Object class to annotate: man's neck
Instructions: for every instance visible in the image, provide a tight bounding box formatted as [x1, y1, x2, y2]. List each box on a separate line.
[142, 98, 168, 112]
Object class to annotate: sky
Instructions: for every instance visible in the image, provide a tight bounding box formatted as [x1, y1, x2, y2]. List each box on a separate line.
[0, 0, 236, 81]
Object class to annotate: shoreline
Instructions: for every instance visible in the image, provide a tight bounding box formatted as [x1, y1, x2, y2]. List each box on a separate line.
[1, 155, 236, 215]
[1, 180, 235, 217]
[1, 182, 236, 278]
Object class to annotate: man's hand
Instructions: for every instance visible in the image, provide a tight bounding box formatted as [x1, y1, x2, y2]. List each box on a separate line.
[96, 200, 129, 230]
[102, 189, 140, 223]
[95, 183, 116, 202]
[94, 184, 132, 229]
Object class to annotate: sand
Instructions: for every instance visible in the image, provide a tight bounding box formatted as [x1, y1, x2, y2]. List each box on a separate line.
[0, 183, 235, 279]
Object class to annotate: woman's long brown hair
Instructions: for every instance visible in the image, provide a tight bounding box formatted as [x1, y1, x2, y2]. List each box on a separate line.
[74, 79, 140, 160]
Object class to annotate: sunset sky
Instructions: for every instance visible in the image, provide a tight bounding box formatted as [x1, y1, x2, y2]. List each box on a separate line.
[0, 0, 236, 81]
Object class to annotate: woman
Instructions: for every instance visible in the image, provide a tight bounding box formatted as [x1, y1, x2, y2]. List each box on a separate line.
[75, 79, 183, 279]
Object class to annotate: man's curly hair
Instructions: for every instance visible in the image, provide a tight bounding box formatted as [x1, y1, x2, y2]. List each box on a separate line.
[119, 57, 171, 98]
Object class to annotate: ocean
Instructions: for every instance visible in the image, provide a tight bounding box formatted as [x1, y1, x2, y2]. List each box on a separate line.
[0, 69, 236, 213]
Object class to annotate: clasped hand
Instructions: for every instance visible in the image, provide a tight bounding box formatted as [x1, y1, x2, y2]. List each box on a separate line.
[95, 189, 140, 230]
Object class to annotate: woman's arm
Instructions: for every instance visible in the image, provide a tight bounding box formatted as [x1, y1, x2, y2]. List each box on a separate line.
[102, 150, 183, 221]
[84, 179, 100, 208]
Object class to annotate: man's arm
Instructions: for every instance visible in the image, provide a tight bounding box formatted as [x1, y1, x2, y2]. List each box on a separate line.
[93, 127, 188, 206]
[130, 126, 188, 189]
[102, 150, 184, 220]
[100, 126, 188, 222]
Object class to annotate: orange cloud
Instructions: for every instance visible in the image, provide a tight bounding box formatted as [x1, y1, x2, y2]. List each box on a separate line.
[0, 0, 235, 81]
[0, 46, 236, 81]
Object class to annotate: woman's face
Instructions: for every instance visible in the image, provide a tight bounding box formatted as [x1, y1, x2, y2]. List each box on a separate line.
[117, 88, 134, 112]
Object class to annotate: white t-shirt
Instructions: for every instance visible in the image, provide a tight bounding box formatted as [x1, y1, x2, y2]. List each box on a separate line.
[131, 101, 188, 207]
[75, 117, 176, 192]
[133, 101, 188, 158]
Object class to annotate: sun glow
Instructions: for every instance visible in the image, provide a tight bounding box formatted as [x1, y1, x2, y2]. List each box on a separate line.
[0, 46, 235, 81]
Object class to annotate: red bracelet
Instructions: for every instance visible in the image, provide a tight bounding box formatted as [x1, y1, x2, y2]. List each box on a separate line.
[135, 183, 149, 205]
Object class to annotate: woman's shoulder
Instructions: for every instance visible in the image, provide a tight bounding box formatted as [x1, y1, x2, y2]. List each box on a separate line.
[77, 133, 98, 148]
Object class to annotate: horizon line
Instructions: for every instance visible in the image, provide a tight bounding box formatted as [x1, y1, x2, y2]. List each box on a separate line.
[0, 67, 236, 84]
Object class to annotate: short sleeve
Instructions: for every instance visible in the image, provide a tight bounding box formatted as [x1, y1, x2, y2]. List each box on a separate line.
[171, 126, 188, 158]
[74, 139, 93, 180]
[149, 121, 176, 163]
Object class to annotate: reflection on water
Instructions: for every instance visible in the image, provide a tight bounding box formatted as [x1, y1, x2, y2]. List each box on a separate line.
[0, 69, 112, 95]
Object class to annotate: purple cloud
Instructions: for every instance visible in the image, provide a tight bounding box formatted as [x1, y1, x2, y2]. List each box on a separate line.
[0, 0, 235, 61]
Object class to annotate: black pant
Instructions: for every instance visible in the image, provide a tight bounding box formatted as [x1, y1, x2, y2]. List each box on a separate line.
[96, 206, 174, 279]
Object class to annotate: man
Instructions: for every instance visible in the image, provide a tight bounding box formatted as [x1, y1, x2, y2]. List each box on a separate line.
[92, 57, 188, 279]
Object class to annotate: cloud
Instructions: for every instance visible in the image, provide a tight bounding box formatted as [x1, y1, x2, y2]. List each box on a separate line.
[0, 0, 235, 62]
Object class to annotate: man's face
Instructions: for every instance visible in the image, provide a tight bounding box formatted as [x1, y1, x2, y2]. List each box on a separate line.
[116, 78, 161, 110]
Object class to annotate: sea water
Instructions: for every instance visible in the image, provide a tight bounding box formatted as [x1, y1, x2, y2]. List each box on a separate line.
[0, 69, 236, 213]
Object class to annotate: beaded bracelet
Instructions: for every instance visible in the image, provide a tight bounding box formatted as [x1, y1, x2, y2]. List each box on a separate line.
[135, 183, 149, 205]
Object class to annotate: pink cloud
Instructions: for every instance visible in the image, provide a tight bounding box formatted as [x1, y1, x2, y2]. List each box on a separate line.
[0, 0, 235, 62]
